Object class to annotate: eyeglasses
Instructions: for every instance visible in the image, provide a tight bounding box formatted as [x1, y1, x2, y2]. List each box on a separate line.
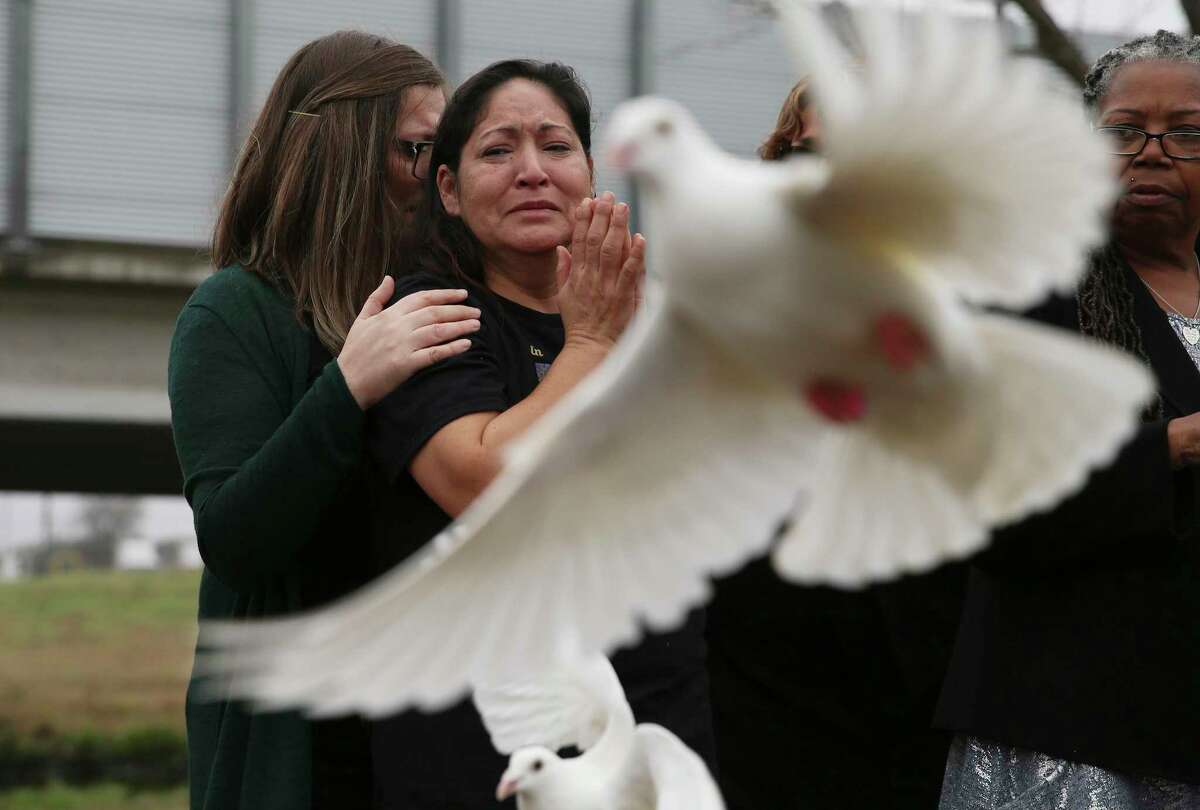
[1095, 126, 1200, 160]
[770, 138, 819, 161]
[395, 138, 435, 180]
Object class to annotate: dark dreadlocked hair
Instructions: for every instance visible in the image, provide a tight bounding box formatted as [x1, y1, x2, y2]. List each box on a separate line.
[1077, 246, 1163, 419]
[1074, 32, 1200, 419]
[1082, 30, 1200, 113]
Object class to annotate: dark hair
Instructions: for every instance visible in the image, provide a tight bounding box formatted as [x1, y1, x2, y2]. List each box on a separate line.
[1083, 29, 1200, 115]
[212, 31, 445, 353]
[399, 59, 593, 286]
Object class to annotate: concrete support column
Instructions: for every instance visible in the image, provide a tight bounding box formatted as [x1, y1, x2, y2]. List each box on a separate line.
[436, 0, 462, 84]
[628, 0, 653, 233]
[5, 0, 34, 269]
[631, 0, 653, 97]
[228, 0, 255, 172]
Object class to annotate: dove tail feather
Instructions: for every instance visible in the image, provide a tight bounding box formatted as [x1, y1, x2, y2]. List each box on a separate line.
[771, 430, 983, 588]
[771, 313, 1153, 588]
[964, 312, 1155, 526]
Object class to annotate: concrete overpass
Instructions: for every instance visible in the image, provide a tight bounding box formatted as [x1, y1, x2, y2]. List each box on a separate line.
[0, 241, 204, 495]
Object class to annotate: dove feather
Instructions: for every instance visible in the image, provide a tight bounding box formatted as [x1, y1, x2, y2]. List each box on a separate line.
[198, 296, 817, 716]
[965, 312, 1155, 524]
[475, 654, 629, 755]
[620, 724, 726, 810]
[776, 0, 1113, 308]
[773, 309, 1154, 588]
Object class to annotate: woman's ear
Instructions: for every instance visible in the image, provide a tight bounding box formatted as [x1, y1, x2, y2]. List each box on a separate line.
[437, 164, 461, 217]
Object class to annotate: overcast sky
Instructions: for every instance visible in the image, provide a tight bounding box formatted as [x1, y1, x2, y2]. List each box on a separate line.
[0, 0, 1192, 554]
[1021, 0, 1185, 34]
[828, 0, 1186, 32]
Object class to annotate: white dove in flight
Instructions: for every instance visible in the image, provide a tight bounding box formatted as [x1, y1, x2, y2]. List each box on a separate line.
[603, 1, 1153, 584]
[196, 2, 1150, 720]
[481, 654, 724, 810]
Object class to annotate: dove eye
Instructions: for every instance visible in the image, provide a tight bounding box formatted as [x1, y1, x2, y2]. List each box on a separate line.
[531, 759, 544, 772]
[655, 119, 673, 136]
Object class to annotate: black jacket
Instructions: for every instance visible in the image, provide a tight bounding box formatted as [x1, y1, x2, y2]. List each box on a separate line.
[708, 557, 965, 810]
[934, 266, 1200, 784]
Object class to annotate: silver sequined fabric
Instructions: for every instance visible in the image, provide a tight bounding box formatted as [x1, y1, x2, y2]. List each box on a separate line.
[1163, 311, 1200, 372]
[939, 735, 1200, 810]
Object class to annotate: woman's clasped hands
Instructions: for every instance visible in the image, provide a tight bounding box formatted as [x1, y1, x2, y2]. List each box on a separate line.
[555, 191, 646, 352]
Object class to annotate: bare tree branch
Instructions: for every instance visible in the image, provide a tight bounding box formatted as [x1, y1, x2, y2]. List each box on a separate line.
[1181, 0, 1200, 37]
[1004, 0, 1089, 85]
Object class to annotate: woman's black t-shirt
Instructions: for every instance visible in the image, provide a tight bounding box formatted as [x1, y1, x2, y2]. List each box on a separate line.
[366, 272, 713, 809]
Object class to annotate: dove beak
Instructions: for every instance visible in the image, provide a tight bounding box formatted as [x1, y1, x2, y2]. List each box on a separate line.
[496, 777, 519, 801]
[608, 142, 637, 171]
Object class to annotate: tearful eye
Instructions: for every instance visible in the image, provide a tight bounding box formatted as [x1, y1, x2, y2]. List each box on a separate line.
[532, 759, 544, 772]
[655, 119, 673, 136]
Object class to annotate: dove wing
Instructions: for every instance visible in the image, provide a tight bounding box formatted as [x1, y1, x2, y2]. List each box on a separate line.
[620, 724, 725, 810]
[198, 297, 816, 717]
[776, 2, 1112, 308]
[473, 654, 630, 755]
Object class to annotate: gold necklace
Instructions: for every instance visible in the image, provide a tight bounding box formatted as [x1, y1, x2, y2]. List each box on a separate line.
[1138, 254, 1200, 345]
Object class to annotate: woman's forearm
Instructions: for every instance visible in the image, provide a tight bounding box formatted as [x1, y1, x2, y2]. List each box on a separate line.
[480, 338, 609, 449]
[187, 364, 366, 587]
[170, 306, 366, 590]
[410, 340, 610, 516]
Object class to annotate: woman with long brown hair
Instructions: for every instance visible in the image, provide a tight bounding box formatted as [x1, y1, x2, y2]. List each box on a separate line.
[168, 32, 478, 809]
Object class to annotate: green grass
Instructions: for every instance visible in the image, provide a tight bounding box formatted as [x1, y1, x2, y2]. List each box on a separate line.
[0, 782, 187, 810]
[0, 569, 200, 645]
[0, 569, 200, 735]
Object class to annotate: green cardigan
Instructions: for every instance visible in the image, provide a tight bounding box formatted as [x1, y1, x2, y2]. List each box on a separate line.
[168, 266, 369, 810]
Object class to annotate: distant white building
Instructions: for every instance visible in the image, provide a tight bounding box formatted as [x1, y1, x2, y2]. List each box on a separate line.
[0, 548, 24, 581]
[112, 535, 204, 571]
[183, 542, 203, 569]
[155, 536, 204, 570]
[114, 536, 160, 571]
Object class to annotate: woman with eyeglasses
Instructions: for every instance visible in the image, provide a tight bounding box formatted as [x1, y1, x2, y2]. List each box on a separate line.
[168, 33, 479, 810]
[936, 31, 1200, 808]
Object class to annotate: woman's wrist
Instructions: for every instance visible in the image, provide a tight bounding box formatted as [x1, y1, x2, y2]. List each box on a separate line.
[562, 329, 617, 357]
[335, 355, 373, 411]
[1167, 416, 1200, 468]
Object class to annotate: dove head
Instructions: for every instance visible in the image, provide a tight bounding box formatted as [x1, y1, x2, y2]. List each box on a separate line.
[496, 746, 562, 802]
[604, 96, 714, 182]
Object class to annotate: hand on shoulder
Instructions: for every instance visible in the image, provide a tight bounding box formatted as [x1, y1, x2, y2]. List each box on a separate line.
[337, 276, 482, 410]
